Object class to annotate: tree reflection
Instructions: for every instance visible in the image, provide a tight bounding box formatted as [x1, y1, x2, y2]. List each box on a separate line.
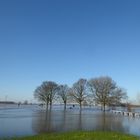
[78, 110, 82, 130]
[32, 109, 53, 134]
[32, 109, 130, 135]
[95, 112, 130, 133]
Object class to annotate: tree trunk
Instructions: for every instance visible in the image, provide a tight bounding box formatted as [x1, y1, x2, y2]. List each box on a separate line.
[64, 101, 66, 110]
[80, 102, 82, 110]
[46, 102, 49, 110]
[50, 100, 52, 106]
[50, 101, 52, 109]
[103, 102, 106, 112]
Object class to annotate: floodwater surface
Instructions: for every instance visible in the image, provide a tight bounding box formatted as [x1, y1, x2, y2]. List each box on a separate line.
[0, 105, 140, 138]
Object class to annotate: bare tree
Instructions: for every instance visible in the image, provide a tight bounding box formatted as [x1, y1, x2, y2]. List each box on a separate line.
[34, 81, 58, 109]
[34, 86, 49, 108]
[71, 78, 88, 110]
[88, 76, 127, 111]
[57, 85, 70, 109]
[109, 87, 127, 106]
[44, 81, 58, 106]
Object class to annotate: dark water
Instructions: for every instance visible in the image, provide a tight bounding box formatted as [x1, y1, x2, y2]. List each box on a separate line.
[0, 105, 140, 138]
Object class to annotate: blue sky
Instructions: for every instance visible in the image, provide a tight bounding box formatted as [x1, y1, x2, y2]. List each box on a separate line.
[0, 0, 140, 102]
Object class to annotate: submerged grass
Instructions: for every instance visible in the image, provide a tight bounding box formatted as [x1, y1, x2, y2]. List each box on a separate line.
[3, 131, 140, 140]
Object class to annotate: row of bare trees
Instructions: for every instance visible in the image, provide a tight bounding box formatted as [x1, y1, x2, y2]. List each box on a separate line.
[34, 76, 127, 111]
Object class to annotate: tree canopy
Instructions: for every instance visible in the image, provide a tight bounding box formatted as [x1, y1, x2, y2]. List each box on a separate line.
[88, 76, 127, 111]
[34, 81, 58, 109]
[34, 76, 127, 111]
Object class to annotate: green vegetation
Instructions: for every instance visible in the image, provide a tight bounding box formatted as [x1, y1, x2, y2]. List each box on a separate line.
[6, 131, 139, 140]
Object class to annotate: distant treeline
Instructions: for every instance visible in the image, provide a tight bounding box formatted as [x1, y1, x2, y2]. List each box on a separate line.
[130, 105, 140, 108]
[0, 101, 16, 104]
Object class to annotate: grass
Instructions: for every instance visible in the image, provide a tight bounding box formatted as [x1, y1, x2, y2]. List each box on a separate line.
[3, 131, 140, 140]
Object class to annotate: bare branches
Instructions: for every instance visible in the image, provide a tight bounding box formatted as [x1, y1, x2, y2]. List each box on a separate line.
[88, 76, 127, 111]
[57, 85, 70, 109]
[34, 81, 58, 109]
[34, 76, 127, 111]
[71, 79, 88, 109]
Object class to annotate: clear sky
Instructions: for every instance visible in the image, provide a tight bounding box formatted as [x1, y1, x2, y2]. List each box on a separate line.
[0, 0, 140, 102]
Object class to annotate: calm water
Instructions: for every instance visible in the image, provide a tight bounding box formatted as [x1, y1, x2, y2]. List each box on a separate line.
[0, 105, 140, 138]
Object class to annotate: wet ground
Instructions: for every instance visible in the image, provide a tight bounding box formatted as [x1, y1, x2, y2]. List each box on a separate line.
[0, 105, 140, 138]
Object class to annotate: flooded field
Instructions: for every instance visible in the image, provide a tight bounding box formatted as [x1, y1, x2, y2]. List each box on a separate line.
[0, 105, 140, 138]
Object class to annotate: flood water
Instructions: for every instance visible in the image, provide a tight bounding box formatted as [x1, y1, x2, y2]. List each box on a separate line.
[0, 105, 140, 138]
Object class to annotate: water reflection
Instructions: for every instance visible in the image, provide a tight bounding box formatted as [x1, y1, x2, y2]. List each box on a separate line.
[0, 106, 140, 138]
[32, 109, 81, 133]
[32, 109, 52, 133]
[32, 109, 131, 135]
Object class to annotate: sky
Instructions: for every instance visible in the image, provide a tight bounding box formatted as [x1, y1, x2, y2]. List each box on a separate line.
[0, 0, 140, 102]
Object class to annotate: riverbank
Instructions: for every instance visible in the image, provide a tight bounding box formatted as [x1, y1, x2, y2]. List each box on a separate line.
[6, 131, 139, 140]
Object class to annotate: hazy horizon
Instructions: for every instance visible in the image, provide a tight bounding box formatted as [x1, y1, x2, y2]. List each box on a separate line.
[0, 0, 140, 103]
